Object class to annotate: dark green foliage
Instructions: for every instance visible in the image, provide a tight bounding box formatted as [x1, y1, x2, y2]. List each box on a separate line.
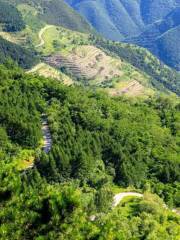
[0, 1, 25, 32]
[0, 37, 39, 69]
[0, 62, 42, 147]
[34, 74, 179, 205]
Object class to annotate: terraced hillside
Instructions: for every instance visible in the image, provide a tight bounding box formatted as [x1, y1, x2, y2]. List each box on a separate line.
[0, 1, 178, 97]
[45, 45, 122, 83]
[37, 25, 155, 96]
[95, 37, 180, 95]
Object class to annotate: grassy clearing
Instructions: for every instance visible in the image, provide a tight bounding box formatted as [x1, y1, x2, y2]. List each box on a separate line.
[13, 149, 35, 170]
[111, 185, 143, 194]
[38, 25, 89, 55]
[28, 63, 73, 85]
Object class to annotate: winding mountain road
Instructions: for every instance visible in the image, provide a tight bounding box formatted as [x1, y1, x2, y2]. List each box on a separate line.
[35, 25, 53, 48]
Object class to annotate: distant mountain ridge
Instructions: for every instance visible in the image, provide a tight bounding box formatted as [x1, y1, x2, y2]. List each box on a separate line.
[65, 0, 180, 70]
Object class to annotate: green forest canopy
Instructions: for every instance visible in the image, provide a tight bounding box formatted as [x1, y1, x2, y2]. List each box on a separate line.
[0, 62, 179, 239]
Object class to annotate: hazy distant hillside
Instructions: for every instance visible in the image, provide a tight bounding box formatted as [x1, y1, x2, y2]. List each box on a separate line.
[65, 0, 145, 40]
[9, 0, 93, 33]
[125, 7, 180, 70]
[65, 0, 180, 70]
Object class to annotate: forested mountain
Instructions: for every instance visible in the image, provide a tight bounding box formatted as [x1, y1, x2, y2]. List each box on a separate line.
[8, 0, 93, 33]
[65, 0, 180, 70]
[0, 1, 25, 32]
[0, 62, 180, 239]
[0, 1, 180, 239]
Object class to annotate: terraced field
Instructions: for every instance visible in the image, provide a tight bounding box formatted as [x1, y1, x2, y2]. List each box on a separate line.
[108, 80, 146, 97]
[45, 45, 123, 83]
[0, 14, 155, 97]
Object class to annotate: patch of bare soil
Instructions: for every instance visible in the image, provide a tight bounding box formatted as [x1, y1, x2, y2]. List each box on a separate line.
[44, 45, 122, 82]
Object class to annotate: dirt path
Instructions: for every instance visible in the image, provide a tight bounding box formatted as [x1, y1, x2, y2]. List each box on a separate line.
[113, 192, 143, 207]
[112, 192, 179, 215]
[41, 115, 52, 153]
[35, 25, 53, 48]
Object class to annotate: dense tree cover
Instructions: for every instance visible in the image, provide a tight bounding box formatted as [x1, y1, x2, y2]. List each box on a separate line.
[0, 61, 42, 149]
[37, 76, 180, 207]
[0, 63, 180, 239]
[93, 36, 180, 95]
[0, 37, 39, 69]
[0, 1, 25, 32]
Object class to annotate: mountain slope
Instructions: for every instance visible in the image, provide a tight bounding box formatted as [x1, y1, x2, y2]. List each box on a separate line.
[0, 36, 38, 68]
[94, 37, 180, 95]
[65, 0, 180, 70]
[0, 0, 179, 96]
[65, 0, 145, 40]
[125, 7, 180, 70]
[9, 0, 93, 33]
[0, 62, 180, 239]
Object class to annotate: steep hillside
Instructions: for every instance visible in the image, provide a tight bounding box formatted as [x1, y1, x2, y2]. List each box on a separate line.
[65, 0, 145, 40]
[156, 25, 180, 70]
[0, 63, 180, 239]
[9, 0, 93, 33]
[141, 0, 179, 24]
[125, 7, 180, 70]
[0, 0, 93, 69]
[29, 25, 155, 97]
[0, 36, 38, 68]
[95, 37, 180, 95]
[0, 0, 179, 96]
[65, 0, 180, 70]
[0, 0, 25, 32]
[15, 20, 178, 96]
